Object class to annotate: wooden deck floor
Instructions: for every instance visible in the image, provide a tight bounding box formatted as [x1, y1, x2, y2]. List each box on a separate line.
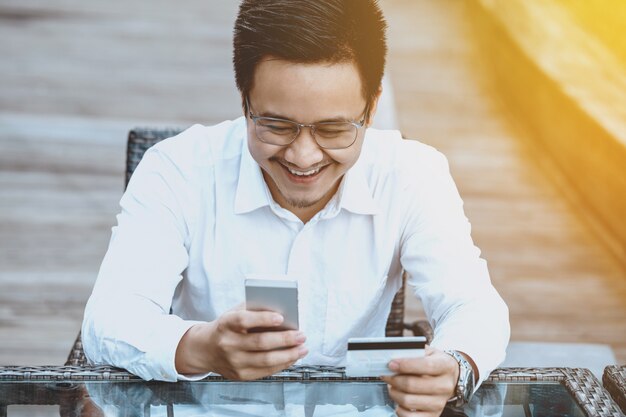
[1, 0, 624, 366]
[387, 0, 626, 363]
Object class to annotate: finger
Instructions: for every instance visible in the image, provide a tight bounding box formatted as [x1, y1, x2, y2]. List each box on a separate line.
[388, 351, 451, 376]
[249, 344, 308, 370]
[240, 329, 306, 351]
[396, 405, 438, 417]
[221, 310, 284, 332]
[220, 359, 288, 381]
[228, 352, 306, 382]
[220, 343, 306, 379]
[387, 385, 446, 413]
[384, 374, 452, 396]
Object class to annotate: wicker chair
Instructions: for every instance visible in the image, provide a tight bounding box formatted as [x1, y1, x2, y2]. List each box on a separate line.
[66, 127, 434, 367]
[603, 365, 626, 414]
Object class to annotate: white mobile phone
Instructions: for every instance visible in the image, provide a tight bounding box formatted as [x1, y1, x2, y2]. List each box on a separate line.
[245, 278, 299, 332]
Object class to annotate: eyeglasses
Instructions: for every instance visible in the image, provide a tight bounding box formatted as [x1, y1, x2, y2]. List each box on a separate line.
[246, 97, 368, 150]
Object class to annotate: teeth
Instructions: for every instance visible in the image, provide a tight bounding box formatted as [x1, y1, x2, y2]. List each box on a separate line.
[288, 167, 321, 176]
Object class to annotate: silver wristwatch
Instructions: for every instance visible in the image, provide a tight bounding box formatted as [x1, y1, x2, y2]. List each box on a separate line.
[444, 350, 475, 407]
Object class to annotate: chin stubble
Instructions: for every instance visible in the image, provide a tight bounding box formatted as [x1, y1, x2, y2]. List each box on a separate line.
[264, 159, 339, 210]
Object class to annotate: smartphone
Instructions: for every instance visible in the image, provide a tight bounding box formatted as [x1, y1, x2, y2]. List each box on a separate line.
[245, 278, 299, 332]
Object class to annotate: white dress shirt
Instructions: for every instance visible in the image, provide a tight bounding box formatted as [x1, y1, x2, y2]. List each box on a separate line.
[82, 117, 510, 383]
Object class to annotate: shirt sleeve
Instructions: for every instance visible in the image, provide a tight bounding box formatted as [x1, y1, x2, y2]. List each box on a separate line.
[399, 147, 510, 388]
[81, 145, 205, 381]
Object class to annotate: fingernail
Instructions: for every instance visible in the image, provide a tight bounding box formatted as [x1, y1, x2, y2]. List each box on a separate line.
[298, 346, 308, 356]
[272, 314, 284, 324]
[388, 361, 399, 371]
[386, 384, 392, 392]
[295, 332, 306, 343]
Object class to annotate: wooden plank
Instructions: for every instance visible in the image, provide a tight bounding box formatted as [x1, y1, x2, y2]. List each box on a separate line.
[389, 0, 626, 363]
[0, 0, 624, 368]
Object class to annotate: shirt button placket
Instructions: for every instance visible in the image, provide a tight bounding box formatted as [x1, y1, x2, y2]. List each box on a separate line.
[286, 223, 315, 339]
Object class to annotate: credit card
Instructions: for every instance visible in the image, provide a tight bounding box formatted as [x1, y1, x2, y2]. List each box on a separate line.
[345, 336, 427, 377]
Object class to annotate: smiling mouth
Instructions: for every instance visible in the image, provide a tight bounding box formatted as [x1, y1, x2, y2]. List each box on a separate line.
[280, 162, 328, 181]
[287, 166, 321, 176]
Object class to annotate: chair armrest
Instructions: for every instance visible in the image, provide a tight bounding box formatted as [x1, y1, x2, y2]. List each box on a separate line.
[65, 332, 88, 367]
[603, 364, 626, 413]
[404, 320, 434, 344]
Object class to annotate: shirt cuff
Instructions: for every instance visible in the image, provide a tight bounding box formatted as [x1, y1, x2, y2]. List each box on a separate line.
[430, 336, 507, 391]
[146, 318, 207, 382]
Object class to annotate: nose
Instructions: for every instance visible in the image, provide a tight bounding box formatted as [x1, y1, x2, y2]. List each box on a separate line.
[283, 126, 325, 169]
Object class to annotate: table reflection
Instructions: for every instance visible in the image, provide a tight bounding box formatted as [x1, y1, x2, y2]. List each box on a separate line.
[85, 381, 396, 416]
[0, 380, 591, 417]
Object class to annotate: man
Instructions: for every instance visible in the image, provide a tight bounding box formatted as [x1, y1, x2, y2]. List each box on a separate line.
[82, 0, 510, 415]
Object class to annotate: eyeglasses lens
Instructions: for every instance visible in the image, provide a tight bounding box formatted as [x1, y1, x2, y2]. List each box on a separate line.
[255, 119, 357, 149]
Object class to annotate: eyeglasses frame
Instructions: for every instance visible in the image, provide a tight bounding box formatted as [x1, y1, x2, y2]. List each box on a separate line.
[245, 97, 369, 150]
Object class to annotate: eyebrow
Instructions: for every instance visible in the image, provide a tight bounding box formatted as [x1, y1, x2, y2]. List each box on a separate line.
[256, 110, 358, 124]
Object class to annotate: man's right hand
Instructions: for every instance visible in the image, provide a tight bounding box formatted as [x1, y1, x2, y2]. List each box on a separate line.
[175, 308, 308, 380]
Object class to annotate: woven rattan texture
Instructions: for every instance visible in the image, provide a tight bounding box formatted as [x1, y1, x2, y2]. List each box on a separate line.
[0, 365, 371, 382]
[405, 319, 435, 342]
[488, 368, 624, 417]
[66, 127, 433, 365]
[0, 366, 136, 381]
[604, 365, 626, 414]
[2, 366, 623, 415]
[564, 368, 625, 417]
[385, 271, 406, 337]
[1, 366, 624, 415]
[125, 127, 183, 188]
[65, 332, 87, 367]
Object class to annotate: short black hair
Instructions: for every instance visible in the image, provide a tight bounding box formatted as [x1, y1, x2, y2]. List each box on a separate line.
[233, 0, 387, 114]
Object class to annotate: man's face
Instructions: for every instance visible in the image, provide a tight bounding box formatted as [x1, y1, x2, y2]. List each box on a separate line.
[246, 58, 370, 220]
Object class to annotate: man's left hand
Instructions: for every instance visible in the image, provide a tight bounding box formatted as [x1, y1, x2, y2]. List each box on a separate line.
[380, 346, 459, 417]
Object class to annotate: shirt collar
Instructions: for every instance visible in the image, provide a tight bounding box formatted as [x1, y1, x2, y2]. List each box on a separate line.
[336, 156, 380, 216]
[234, 133, 272, 214]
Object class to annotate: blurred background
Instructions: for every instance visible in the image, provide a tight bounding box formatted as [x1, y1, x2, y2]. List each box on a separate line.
[1, 0, 625, 375]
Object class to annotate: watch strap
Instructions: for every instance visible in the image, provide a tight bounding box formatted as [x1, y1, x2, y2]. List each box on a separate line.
[444, 349, 475, 407]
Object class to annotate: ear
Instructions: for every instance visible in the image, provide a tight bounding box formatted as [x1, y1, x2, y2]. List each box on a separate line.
[365, 86, 383, 126]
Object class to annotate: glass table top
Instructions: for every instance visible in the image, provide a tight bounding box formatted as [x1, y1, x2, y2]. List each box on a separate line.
[0, 380, 587, 417]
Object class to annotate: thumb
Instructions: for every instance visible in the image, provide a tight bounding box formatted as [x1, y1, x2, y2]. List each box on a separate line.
[222, 309, 284, 333]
